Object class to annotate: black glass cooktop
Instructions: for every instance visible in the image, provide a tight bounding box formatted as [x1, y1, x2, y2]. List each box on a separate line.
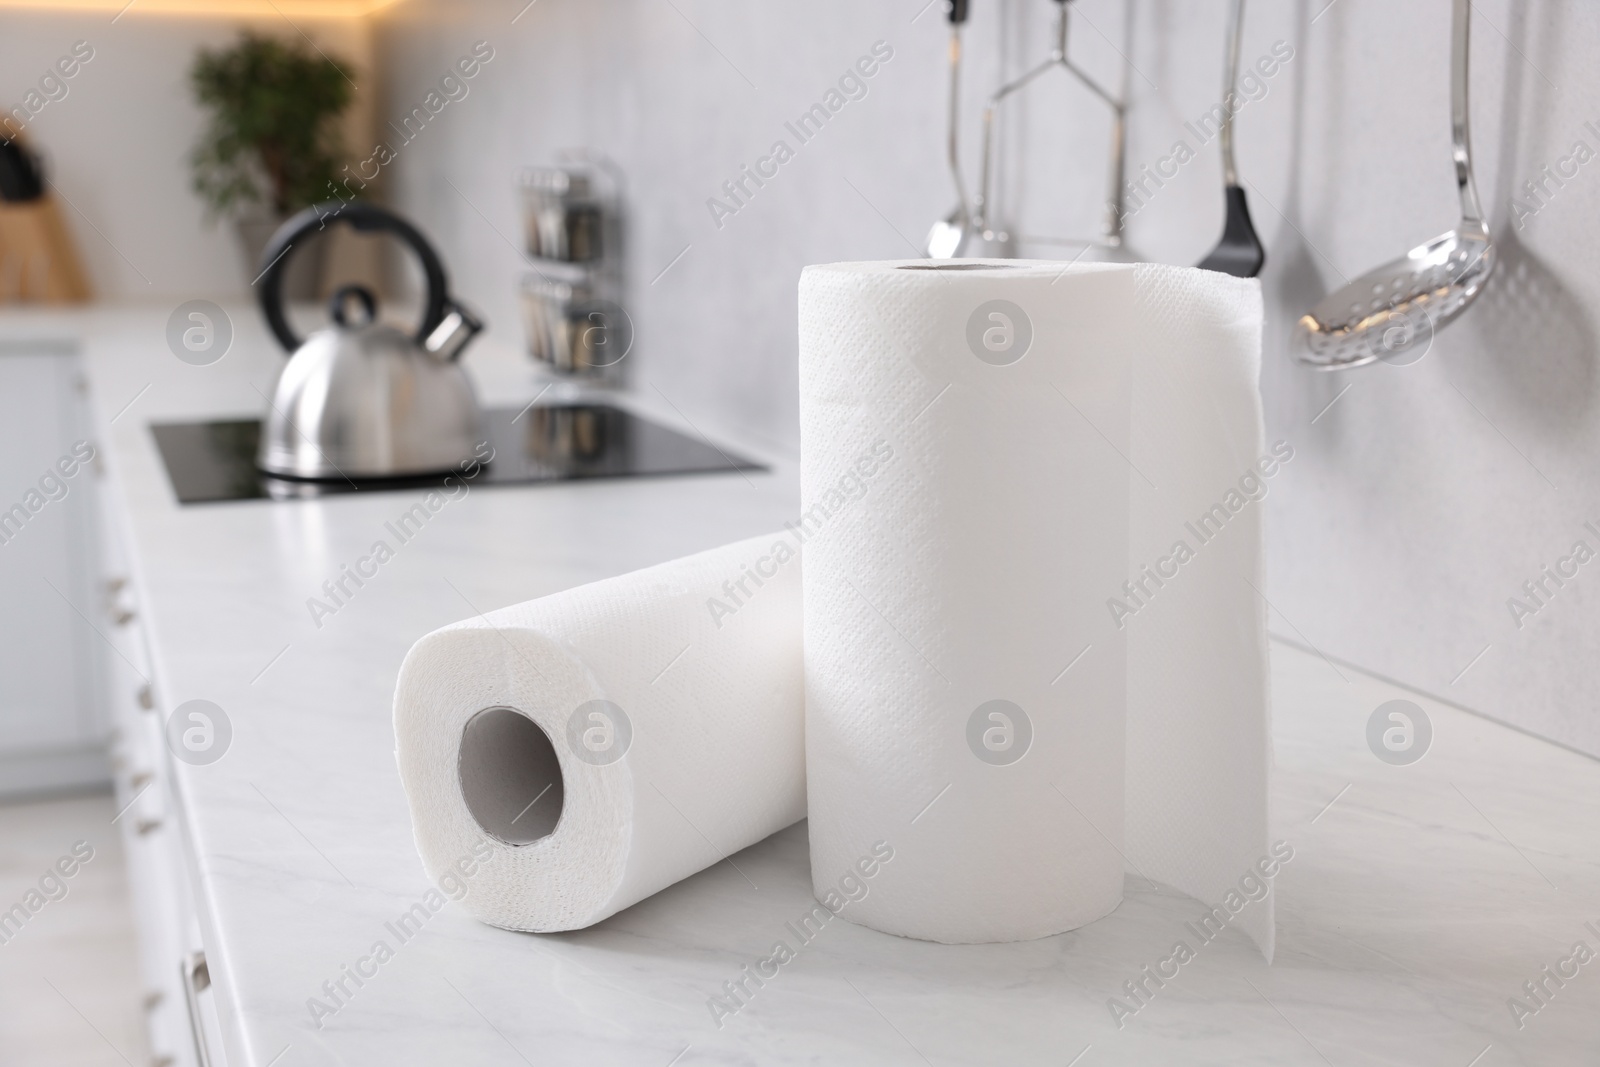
[151, 404, 764, 504]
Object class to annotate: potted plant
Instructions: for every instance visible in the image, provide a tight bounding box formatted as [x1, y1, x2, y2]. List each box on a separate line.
[189, 32, 353, 290]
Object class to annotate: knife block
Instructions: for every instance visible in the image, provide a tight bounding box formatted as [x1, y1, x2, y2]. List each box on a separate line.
[0, 196, 91, 304]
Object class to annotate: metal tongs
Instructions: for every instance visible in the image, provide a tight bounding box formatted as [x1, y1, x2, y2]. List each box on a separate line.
[972, 0, 1127, 255]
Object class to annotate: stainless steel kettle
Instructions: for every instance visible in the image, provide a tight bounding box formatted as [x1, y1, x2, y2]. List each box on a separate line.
[255, 202, 485, 481]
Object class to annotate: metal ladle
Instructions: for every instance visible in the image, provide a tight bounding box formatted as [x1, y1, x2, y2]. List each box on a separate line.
[1294, 0, 1494, 369]
[925, 0, 972, 259]
[972, 0, 1126, 256]
[1196, 0, 1265, 277]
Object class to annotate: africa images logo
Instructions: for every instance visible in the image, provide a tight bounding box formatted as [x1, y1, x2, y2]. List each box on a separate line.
[565, 700, 631, 766]
[1365, 699, 1432, 766]
[966, 700, 1032, 766]
[966, 299, 1033, 366]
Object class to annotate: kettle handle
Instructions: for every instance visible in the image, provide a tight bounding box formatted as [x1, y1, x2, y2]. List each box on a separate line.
[255, 201, 450, 353]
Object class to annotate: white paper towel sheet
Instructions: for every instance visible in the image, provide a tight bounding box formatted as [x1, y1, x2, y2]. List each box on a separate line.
[1125, 263, 1276, 960]
[798, 260, 1273, 952]
[393, 535, 806, 932]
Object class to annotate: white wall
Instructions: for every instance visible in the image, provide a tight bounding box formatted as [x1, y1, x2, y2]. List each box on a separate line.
[7, 1, 1596, 758]
[372, 0, 1600, 758]
[0, 9, 371, 299]
[1252, 2, 1600, 760]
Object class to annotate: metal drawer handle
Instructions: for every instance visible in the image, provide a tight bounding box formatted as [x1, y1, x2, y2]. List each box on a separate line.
[137, 684, 154, 710]
[106, 577, 136, 626]
[136, 818, 162, 835]
[181, 950, 215, 1067]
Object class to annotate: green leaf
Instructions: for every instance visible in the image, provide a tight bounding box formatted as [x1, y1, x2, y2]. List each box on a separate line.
[188, 31, 354, 220]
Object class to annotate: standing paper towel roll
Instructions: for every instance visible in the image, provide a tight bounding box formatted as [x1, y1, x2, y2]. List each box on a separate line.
[799, 260, 1272, 948]
[393, 534, 805, 932]
[1124, 263, 1276, 959]
[800, 261, 1135, 943]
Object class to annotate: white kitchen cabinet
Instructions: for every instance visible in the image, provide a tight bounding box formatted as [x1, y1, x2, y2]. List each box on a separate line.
[0, 339, 105, 798]
[94, 462, 216, 1067]
[1, 335, 217, 1063]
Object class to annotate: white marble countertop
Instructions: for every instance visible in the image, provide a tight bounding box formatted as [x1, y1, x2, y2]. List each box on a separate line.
[9, 303, 1599, 1066]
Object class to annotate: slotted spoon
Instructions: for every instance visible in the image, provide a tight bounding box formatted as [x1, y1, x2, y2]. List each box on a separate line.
[1294, 0, 1494, 369]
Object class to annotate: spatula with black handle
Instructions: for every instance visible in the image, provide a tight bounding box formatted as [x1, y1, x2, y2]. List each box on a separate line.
[1197, 0, 1264, 278]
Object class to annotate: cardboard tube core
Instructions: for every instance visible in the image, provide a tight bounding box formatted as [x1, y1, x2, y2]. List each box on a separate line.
[458, 706, 564, 845]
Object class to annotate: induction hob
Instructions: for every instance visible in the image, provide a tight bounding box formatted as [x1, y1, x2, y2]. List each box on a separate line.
[151, 403, 764, 504]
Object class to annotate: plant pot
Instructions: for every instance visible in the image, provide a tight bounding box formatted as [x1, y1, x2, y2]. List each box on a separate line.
[235, 216, 328, 300]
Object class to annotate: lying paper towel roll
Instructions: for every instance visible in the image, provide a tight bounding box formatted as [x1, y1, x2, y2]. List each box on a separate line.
[798, 260, 1272, 949]
[393, 535, 805, 932]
